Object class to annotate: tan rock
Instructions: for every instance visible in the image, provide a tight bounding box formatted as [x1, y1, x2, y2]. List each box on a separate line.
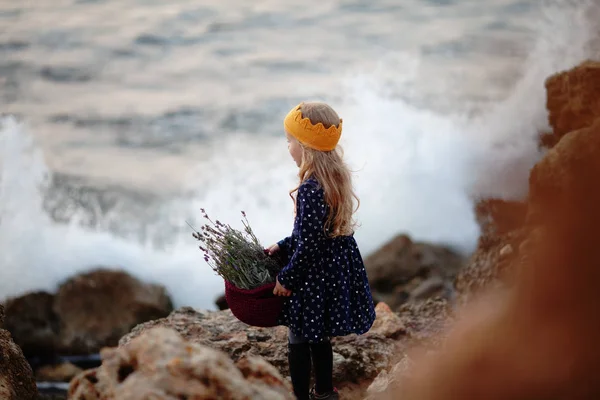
[370, 303, 406, 340]
[68, 327, 293, 400]
[67, 369, 100, 400]
[498, 244, 513, 259]
[366, 356, 415, 399]
[120, 306, 399, 389]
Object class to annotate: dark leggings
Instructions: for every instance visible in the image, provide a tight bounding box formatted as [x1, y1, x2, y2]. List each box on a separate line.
[288, 331, 334, 400]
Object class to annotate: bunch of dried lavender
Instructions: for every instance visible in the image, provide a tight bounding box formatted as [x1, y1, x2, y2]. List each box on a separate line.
[190, 209, 282, 290]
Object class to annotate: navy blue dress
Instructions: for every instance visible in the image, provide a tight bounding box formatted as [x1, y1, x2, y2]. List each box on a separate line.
[276, 178, 376, 343]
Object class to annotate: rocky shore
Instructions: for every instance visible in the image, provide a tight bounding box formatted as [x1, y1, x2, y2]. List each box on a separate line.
[1, 59, 600, 399]
[371, 59, 600, 399]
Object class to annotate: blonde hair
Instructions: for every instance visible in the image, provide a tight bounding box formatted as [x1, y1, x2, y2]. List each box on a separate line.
[289, 102, 360, 237]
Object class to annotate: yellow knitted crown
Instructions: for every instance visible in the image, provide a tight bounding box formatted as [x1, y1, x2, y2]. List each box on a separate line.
[283, 103, 342, 151]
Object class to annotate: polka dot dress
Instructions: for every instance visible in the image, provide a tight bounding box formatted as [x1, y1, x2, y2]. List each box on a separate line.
[276, 178, 376, 343]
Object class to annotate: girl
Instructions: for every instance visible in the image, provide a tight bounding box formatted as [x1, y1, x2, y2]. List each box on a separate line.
[267, 102, 376, 400]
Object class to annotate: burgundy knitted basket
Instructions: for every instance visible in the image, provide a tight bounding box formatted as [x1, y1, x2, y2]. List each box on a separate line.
[224, 280, 285, 328]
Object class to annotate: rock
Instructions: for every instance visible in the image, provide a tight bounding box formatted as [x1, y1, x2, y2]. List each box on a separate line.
[6, 269, 172, 355]
[365, 234, 465, 310]
[2, 291, 60, 357]
[235, 356, 292, 395]
[66, 369, 99, 400]
[118, 304, 404, 397]
[215, 293, 229, 310]
[463, 198, 528, 303]
[454, 228, 526, 306]
[408, 276, 448, 302]
[374, 62, 600, 400]
[366, 356, 415, 399]
[538, 130, 559, 149]
[55, 268, 174, 355]
[68, 327, 293, 400]
[36, 362, 83, 383]
[545, 60, 600, 145]
[119, 304, 405, 396]
[364, 300, 453, 398]
[475, 199, 526, 231]
[0, 328, 38, 400]
[369, 303, 406, 340]
[366, 235, 420, 289]
[528, 120, 600, 215]
[397, 298, 453, 345]
[4, 268, 174, 358]
[474, 199, 527, 241]
[498, 244, 513, 259]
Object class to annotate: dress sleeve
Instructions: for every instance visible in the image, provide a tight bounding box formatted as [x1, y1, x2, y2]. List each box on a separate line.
[277, 181, 327, 291]
[277, 236, 292, 255]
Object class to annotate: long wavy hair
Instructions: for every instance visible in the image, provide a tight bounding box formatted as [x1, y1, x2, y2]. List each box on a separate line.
[289, 102, 359, 237]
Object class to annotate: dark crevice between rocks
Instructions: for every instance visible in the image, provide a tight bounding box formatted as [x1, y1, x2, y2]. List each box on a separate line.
[85, 371, 98, 384]
[117, 364, 135, 383]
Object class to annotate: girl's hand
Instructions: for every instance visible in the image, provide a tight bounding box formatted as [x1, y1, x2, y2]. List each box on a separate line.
[273, 278, 292, 297]
[265, 243, 280, 256]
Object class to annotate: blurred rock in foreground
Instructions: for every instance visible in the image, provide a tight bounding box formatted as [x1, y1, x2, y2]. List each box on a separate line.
[372, 59, 600, 400]
[68, 327, 294, 400]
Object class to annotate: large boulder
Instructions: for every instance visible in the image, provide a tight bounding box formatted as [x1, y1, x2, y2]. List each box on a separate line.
[364, 234, 465, 310]
[2, 291, 60, 358]
[3, 268, 174, 358]
[68, 327, 294, 400]
[54, 269, 173, 355]
[0, 305, 38, 400]
[545, 60, 600, 145]
[528, 120, 600, 221]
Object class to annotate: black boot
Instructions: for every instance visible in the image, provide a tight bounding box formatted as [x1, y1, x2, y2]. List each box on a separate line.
[288, 342, 312, 400]
[310, 340, 335, 397]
